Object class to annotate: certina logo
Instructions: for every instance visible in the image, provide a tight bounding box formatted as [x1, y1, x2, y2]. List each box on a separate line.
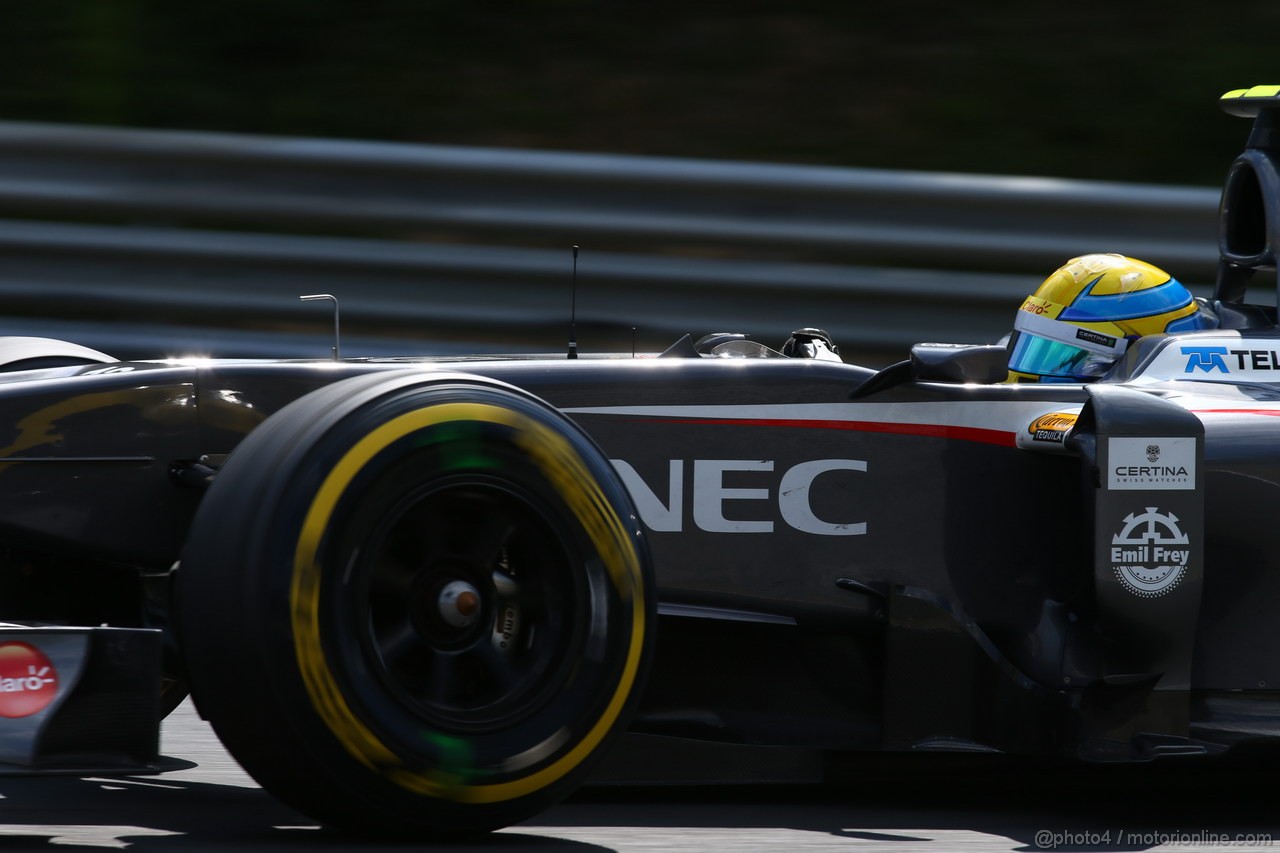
[1076, 328, 1117, 348]
[1111, 466, 1187, 479]
[0, 642, 57, 718]
[1181, 345, 1280, 374]
[1113, 464, 1188, 478]
[611, 458, 866, 535]
[1110, 506, 1190, 597]
[1107, 436, 1195, 490]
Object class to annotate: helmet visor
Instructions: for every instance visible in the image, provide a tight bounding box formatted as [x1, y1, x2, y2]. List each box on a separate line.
[1006, 330, 1115, 380]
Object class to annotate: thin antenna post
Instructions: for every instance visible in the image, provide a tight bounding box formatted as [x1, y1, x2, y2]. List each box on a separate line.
[300, 294, 340, 361]
[568, 245, 579, 359]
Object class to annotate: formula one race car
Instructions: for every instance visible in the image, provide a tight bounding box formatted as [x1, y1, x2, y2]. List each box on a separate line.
[2, 87, 1280, 838]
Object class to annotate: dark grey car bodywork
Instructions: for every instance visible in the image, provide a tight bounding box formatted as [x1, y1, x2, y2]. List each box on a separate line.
[4, 88, 1280, 773]
[0, 329, 1274, 763]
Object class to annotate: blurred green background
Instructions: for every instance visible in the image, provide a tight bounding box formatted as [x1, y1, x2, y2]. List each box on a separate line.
[1, 1, 1272, 185]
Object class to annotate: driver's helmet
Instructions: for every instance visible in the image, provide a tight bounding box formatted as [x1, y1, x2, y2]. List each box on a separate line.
[1006, 253, 1213, 383]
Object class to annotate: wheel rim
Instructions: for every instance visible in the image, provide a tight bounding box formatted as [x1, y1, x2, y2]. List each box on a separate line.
[351, 476, 582, 734]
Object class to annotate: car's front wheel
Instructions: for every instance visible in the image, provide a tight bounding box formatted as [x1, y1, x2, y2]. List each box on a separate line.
[176, 371, 653, 838]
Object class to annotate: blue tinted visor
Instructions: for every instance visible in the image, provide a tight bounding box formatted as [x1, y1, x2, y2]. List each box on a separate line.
[1007, 330, 1115, 380]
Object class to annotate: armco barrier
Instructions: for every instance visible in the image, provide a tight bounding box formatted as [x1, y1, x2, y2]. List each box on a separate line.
[0, 121, 1222, 363]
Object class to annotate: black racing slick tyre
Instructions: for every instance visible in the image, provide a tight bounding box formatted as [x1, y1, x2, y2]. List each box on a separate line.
[176, 372, 653, 838]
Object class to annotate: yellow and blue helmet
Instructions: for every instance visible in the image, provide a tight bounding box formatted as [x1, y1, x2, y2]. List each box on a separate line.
[1006, 254, 1213, 383]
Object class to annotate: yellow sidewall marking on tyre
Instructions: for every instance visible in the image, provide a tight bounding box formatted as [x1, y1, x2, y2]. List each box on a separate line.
[290, 401, 645, 804]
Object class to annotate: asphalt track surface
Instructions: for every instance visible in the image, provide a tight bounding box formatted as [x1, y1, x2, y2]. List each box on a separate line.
[0, 702, 1278, 851]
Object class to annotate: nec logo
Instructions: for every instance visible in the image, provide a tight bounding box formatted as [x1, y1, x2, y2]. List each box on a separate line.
[1181, 346, 1230, 373]
[611, 458, 866, 536]
[1181, 346, 1280, 373]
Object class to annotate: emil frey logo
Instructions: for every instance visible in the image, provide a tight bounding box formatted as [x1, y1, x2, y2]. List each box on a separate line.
[1110, 506, 1190, 598]
[0, 642, 58, 718]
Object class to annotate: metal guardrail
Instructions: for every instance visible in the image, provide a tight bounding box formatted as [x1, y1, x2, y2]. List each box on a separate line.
[0, 121, 1223, 363]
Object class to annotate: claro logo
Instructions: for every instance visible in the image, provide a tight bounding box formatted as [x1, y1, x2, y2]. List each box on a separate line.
[611, 458, 867, 535]
[0, 642, 58, 718]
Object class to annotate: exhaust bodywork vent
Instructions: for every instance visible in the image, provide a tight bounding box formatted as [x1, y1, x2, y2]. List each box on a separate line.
[1213, 149, 1280, 303]
[1214, 91, 1280, 304]
[1221, 159, 1268, 260]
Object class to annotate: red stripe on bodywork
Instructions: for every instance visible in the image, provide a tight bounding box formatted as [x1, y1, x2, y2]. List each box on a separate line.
[631, 417, 1016, 447]
[1192, 408, 1280, 417]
